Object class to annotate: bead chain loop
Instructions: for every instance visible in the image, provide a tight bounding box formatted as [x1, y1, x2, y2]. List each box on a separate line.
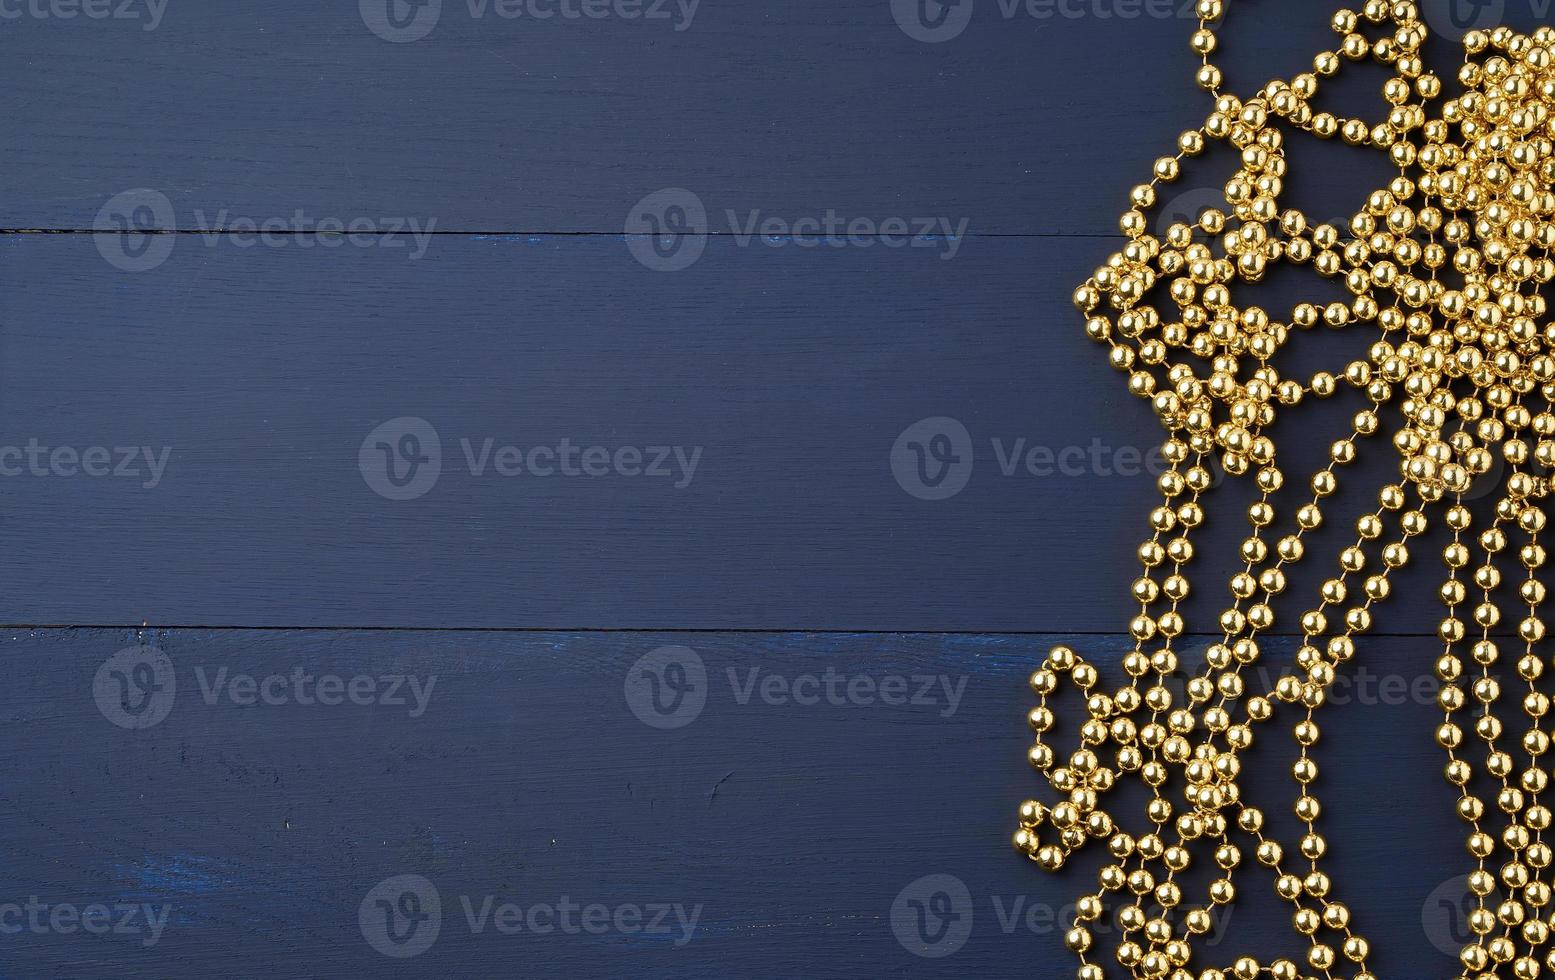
[1017, 2, 1555, 978]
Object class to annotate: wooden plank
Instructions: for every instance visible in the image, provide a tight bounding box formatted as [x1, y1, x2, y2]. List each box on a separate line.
[0, 629, 1467, 977]
[3, 0, 1513, 234]
[0, 230, 1458, 631]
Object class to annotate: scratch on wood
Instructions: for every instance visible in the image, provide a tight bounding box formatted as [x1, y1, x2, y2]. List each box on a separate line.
[708, 770, 735, 804]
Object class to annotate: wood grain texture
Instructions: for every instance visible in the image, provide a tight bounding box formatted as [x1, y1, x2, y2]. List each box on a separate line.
[0, 0, 1506, 234]
[1, 629, 1468, 978]
[0, 230, 1468, 631]
[0, 3, 1522, 977]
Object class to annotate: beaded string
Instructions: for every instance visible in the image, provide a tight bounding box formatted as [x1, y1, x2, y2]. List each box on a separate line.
[1016, 3, 1555, 977]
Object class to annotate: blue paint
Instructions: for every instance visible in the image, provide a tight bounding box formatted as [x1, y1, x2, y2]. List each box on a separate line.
[0, 630, 1470, 977]
[115, 854, 230, 899]
[0, 2, 1496, 976]
[0, 228, 1439, 630]
[467, 235, 556, 245]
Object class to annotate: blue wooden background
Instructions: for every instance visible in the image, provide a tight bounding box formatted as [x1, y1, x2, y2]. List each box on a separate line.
[1, 0, 1547, 976]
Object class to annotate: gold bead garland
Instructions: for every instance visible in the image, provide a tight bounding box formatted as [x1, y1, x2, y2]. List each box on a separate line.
[1015, 2, 1555, 977]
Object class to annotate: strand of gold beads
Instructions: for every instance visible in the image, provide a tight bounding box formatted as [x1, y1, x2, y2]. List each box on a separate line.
[1014, 1, 1555, 977]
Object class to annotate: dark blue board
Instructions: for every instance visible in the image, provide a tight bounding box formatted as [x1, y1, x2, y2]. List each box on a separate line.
[12, 0, 1548, 233]
[0, 230, 1480, 631]
[0, 630, 1471, 978]
[0, 0, 1524, 976]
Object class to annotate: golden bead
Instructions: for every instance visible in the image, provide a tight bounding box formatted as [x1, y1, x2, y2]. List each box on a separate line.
[1020, 9, 1555, 973]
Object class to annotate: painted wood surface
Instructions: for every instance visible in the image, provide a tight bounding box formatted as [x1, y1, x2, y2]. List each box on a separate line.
[0, 1, 1528, 976]
[0, 0, 1314, 233]
[1, 630, 1471, 978]
[13, 0, 1552, 233]
[0, 230, 1474, 631]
